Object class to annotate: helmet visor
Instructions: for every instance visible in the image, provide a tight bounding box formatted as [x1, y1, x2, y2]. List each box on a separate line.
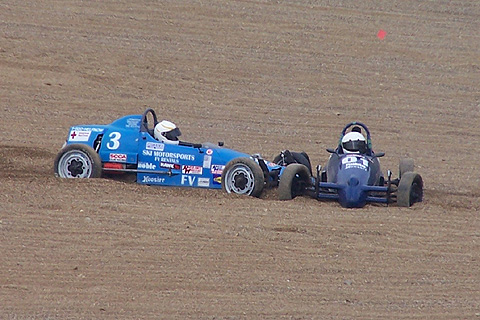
[343, 140, 367, 153]
[163, 128, 181, 141]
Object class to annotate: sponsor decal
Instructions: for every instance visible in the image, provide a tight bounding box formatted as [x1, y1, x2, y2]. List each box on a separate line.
[160, 162, 181, 170]
[153, 151, 195, 161]
[146, 142, 165, 151]
[142, 176, 165, 183]
[68, 130, 91, 142]
[182, 165, 203, 175]
[342, 156, 368, 171]
[126, 118, 141, 128]
[138, 162, 157, 170]
[345, 163, 368, 171]
[109, 153, 127, 162]
[197, 177, 210, 187]
[71, 126, 103, 132]
[206, 149, 213, 155]
[181, 175, 196, 186]
[213, 174, 222, 185]
[203, 155, 212, 168]
[211, 165, 225, 175]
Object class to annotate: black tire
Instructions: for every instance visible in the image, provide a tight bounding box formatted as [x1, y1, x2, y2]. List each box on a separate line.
[273, 150, 312, 175]
[399, 158, 414, 179]
[397, 172, 423, 207]
[278, 164, 311, 200]
[54, 144, 102, 178]
[221, 157, 264, 197]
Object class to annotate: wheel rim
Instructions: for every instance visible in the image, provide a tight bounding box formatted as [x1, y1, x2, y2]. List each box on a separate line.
[57, 150, 93, 178]
[224, 164, 256, 195]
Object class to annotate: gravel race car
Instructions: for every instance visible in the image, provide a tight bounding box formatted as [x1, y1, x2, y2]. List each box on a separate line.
[54, 108, 287, 197]
[277, 122, 423, 208]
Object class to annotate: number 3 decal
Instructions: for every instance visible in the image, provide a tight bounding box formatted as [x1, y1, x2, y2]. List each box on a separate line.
[106, 132, 121, 150]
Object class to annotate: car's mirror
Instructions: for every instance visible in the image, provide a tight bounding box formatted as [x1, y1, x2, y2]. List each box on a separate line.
[326, 148, 336, 153]
[374, 152, 385, 158]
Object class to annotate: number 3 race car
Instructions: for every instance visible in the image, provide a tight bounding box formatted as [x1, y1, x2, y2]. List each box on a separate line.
[277, 122, 423, 208]
[54, 108, 296, 197]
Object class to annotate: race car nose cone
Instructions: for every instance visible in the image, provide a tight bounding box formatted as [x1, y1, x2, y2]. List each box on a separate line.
[348, 177, 359, 186]
[338, 177, 366, 208]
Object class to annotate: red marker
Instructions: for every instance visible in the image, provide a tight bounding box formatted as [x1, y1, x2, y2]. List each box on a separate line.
[377, 29, 387, 40]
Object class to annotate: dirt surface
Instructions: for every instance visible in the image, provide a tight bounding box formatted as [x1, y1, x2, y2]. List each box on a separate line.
[1, 1, 479, 318]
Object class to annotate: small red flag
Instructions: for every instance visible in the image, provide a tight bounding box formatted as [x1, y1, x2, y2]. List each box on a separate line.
[377, 29, 387, 40]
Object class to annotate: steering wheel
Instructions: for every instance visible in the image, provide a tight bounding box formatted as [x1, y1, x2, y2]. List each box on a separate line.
[140, 108, 159, 135]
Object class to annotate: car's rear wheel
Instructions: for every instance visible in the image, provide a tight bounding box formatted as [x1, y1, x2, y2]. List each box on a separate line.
[273, 150, 312, 175]
[399, 158, 414, 179]
[54, 144, 102, 178]
[221, 157, 264, 197]
[278, 164, 311, 200]
[397, 172, 423, 207]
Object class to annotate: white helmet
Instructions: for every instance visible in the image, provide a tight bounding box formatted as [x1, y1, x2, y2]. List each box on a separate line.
[341, 131, 367, 154]
[154, 120, 181, 144]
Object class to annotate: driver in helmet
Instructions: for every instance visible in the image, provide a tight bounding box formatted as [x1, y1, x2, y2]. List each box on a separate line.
[154, 120, 182, 145]
[154, 120, 203, 148]
[341, 130, 367, 154]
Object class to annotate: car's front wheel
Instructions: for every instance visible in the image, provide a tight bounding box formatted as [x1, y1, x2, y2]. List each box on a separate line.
[221, 157, 264, 197]
[397, 172, 423, 207]
[54, 144, 102, 178]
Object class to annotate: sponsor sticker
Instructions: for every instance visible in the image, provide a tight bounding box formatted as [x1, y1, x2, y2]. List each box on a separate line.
[68, 130, 91, 142]
[126, 118, 141, 128]
[206, 149, 213, 155]
[153, 151, 195, 161]
[345, 163, 368, 171]
[182, 165, 203, 175]
[138, 162, 157, 170]
[71, 126, 103, 132]
[146, 142, 165, 151]
[198, 177, 210, 187]
[203, 155, 212, 169]
[342, 156, 368, 171]
[109, 153, 127, 162]
[213, 174, 222, 185]
[211, 165, 225, 175]
[142, 176, 165, 184]
[159, 162, 181, 170]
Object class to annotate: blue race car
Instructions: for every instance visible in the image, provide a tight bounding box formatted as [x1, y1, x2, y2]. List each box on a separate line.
[54, 108, 289, 197]
[277, 122, 423, 207]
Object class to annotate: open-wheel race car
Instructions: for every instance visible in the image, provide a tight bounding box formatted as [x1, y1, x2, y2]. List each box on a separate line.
[54, 108, 292, 197]
[277, 122, 423, 208]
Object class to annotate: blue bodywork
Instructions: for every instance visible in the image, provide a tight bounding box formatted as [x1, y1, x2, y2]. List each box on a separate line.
[314, 122, 390, 208]
[60, 108, 283, 189]
[316, 154, 389, 208]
